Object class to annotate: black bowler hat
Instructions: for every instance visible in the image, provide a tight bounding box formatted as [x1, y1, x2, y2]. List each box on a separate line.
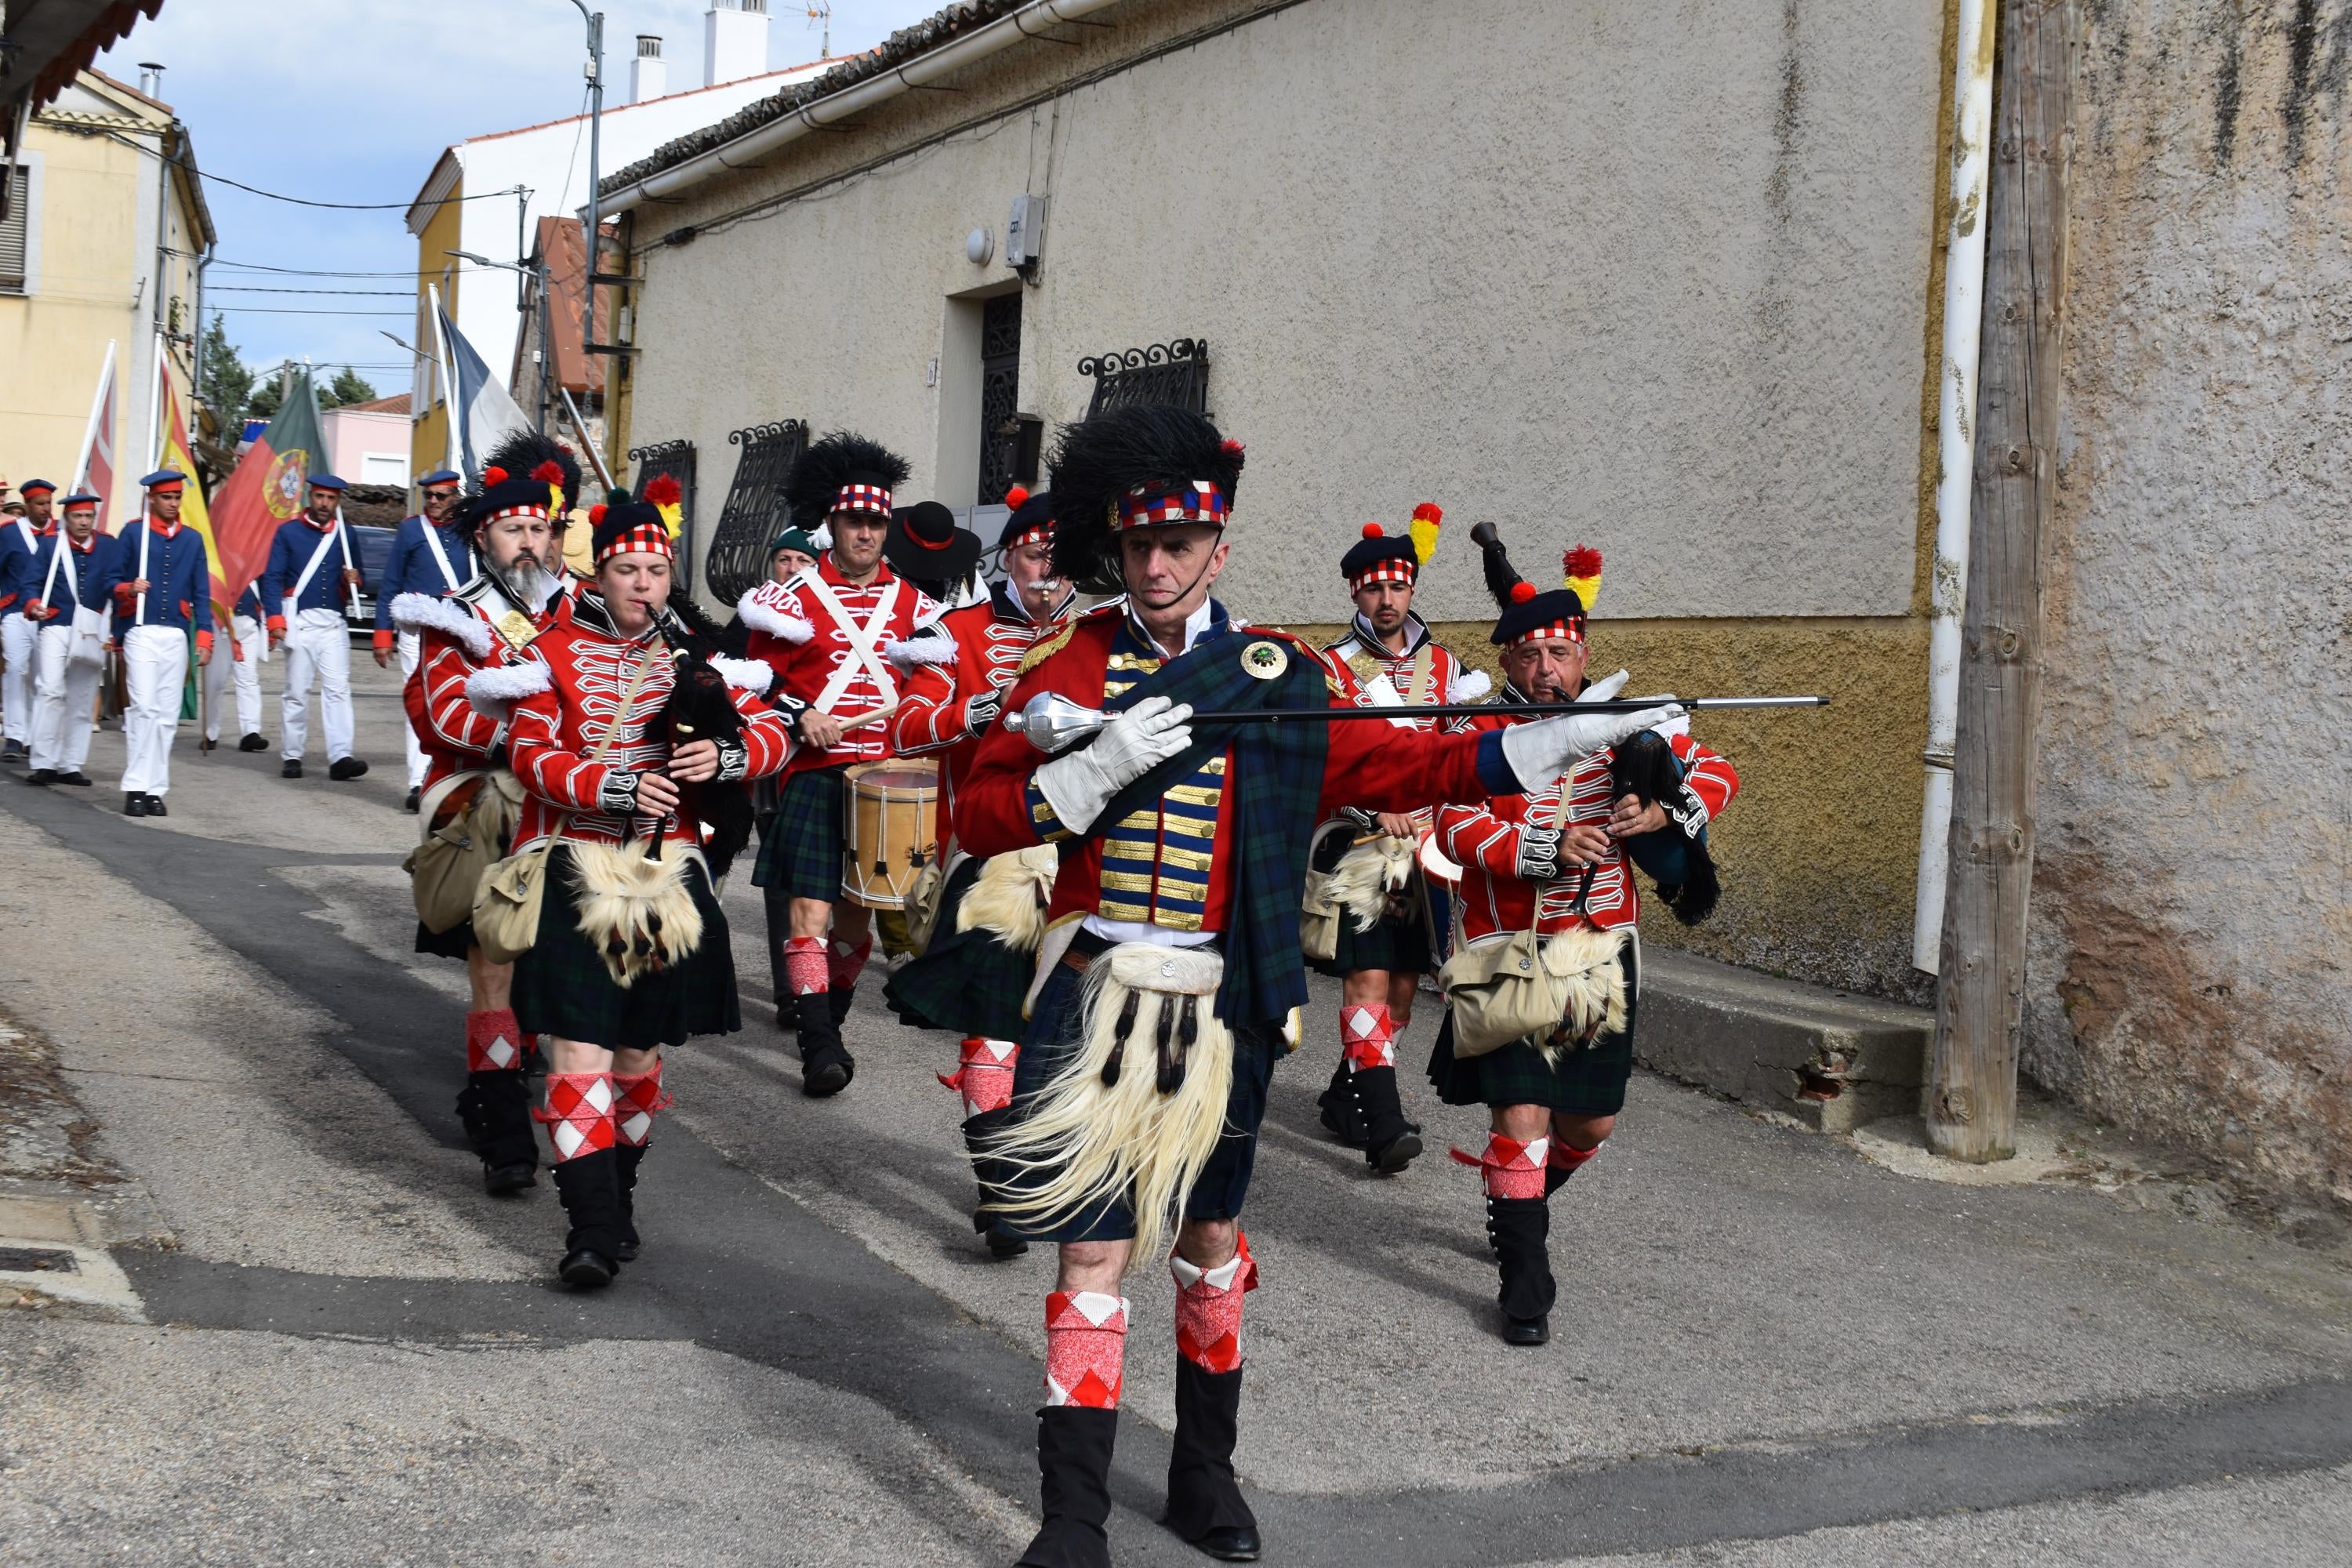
[885, 500, 982, 584]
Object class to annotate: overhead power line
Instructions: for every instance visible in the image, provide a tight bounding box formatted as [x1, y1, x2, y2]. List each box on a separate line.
[209, 306, 416, 317]
[209, 285, 416, 296]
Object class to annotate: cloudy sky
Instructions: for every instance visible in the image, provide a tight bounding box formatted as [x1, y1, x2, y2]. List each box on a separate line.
[97, 0, 942, 399]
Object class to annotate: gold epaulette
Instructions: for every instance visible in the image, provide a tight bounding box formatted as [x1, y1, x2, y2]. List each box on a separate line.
[1018, 619, 1079, 674]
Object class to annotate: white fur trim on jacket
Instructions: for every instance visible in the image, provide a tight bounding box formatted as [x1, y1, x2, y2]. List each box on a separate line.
[886, 629, 957, 670]
[737, 585, 813, 644]
[1446, 667, 1494, 703]
[390, 591, 495, 658]
[466, 658, 554, 719]
[708, 655, 774, 694]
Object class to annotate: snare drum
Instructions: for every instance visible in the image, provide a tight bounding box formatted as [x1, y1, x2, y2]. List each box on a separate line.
[841, 759, 940, 909]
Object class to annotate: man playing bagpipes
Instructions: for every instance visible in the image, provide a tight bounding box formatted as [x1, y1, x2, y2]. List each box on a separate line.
[1428, 531, 1738, 1348]
[883, 485, 1078, 1261]
[954, 405, 1679, 1568]
[393, 432, 586, 1196]
[469, 495, 792, 1288]
[1304, 506, 1492, 1174]
[739, 431, 941, 1097]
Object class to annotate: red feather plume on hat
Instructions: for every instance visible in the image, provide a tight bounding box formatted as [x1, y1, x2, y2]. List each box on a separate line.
[643, 473, 683, 508]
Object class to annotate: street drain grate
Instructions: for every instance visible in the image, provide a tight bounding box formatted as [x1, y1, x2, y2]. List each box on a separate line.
[0, 1246, 80, 1273]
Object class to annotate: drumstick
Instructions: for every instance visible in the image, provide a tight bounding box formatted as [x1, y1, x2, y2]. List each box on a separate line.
[837, 702, 899, 734]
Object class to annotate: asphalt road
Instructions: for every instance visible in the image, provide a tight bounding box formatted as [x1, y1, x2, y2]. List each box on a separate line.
[2, 657, 2348, 1566]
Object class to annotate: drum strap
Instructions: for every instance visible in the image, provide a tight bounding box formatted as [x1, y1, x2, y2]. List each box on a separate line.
[803, 575, 902, 715]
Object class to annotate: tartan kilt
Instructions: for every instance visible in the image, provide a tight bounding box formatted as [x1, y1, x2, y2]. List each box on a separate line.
[751, 764, 850, 900]
[1426, 941, 1640, 1115]
[413, 918, 474, 961]
[1308, 887, 1437, 979]
[512, 846, 740, 1051]
[884, 855, 1036, 1041]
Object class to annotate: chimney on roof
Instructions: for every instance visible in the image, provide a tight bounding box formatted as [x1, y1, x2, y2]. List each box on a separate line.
[704, 0, 770, 89]
[137, 62, 165, 98]
[631, 35, 668, 103]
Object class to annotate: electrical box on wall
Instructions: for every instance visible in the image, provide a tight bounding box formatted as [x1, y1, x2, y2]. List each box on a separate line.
[1006, 194, 1047, 269]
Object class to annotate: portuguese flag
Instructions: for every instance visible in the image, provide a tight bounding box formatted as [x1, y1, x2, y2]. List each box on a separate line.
[209, 369, 326, 617]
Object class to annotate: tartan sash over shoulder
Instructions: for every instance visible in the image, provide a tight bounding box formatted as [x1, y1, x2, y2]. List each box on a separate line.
[1089, 623, 1332, 1028]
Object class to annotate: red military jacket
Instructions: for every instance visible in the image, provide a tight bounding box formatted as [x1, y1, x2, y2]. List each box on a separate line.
[394, 577, 574, 793]
[959, 601, 1516, 941]
[887, 580, 1076, 858]
[1320, 612, 1489, 724]
[1437, 688, 1738, 943]
[739, 554, 939, 779]
[479, 593, 793, 853]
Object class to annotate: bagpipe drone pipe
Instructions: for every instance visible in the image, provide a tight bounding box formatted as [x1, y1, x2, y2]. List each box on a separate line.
[1608, 729, 1719, 927]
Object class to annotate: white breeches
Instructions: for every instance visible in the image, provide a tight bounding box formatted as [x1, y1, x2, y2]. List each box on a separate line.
[203, 612, 263, 740]
[29, 624, 101, 774]
[280, 611, 353, 762]
[1, 612, 34, 742]
[122, 623, 188, 795]
[398, 629, 426, 786]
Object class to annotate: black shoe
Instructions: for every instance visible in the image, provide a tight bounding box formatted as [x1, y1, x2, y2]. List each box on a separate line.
[123, 793, 147, 817]
[199, 735, 216, 752]
[239, 733, 267, 753]
[404, 786, 421, 813]
[797, 992, 855, 1097]
[485, 1163, 536, 1195]
[141, 794, 166, 818]
[1, 739, 23, 761]
[1488, 1196, 1557, 1338]
[552, 1149, 628, 1279]
[328, 757, 368, 781]
[23, 769, 54, 786]
[56, 771, 91, 786]
[558, 1248, 617, 1289]
[1368, 1127, 1424, 1174]
[1018, 1406, 1117, 1568]
[1165, 1360, 1259, 1555]
[281, 760, 303, 779]
[614, 1144, 647, 1262]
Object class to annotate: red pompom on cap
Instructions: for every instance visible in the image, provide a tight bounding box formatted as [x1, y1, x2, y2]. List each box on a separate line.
[482, 466, 509, 487]
[1004, 485, 1030, 509]
[532, 460, 564, 485]
[1360, 521, 1384, 539]
[1509, 581, 1537, 604]
[588, 504, 608, 526]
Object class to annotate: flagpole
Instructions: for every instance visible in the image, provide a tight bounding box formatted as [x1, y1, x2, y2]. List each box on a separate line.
[71, 340, 118, 495]
[429, 283, 463, 477]
[146, 332, 169, 470]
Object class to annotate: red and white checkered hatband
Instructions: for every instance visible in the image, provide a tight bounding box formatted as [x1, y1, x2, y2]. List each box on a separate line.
[595, 521, 673, 564]
[1349, 559, 1417, 590]
[1504, 618, 1585, 648]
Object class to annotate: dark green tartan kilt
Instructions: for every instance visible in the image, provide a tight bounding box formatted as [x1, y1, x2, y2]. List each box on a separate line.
[751, 765, 851, 899]
[512, 845, 740, 1051]
[413, 918, 475, 961]
[1426, 941, 1640, 1116]
[884, 856, 1037, 1042]
[1308, 891, 1437, 980]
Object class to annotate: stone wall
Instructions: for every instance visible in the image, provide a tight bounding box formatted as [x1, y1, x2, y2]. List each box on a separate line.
[2027, 0, 2352, 1210]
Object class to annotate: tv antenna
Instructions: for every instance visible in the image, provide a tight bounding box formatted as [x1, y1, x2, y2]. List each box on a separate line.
[803, 2, 832, 58]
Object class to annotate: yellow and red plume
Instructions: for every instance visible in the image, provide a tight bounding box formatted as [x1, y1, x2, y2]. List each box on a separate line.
[1563, 544, 1602, 612]
[532, 460, 567, 517]
[1408, 503, 1443, 567]
[644, 472, 684, 538]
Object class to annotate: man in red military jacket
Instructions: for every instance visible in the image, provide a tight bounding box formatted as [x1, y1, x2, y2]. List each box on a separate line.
[953, 405, 1677, 1568]
[884, 486, 1076, 1260]
[390, 433, 583, 1196]
[739, 432, 938, 1096]
[1428, 532, 1739, 1349]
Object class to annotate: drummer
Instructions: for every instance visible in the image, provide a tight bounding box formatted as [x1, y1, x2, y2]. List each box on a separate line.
[738, 433, 939, 1096]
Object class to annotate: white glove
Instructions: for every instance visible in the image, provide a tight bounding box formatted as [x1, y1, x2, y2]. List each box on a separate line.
[1034, 695, 1195, 833]
[1580, 669, 1631, 703]
[1500, 703, 1684, 789]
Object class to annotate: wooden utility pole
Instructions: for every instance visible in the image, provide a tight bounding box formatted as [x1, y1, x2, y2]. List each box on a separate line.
[1927, 0, 2074, 1162]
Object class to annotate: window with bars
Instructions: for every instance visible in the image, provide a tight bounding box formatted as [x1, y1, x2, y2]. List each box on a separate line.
[0, 168, 31, 294]
[704, 420, 808, 606]
[977, 292, 1022, 505]
[626, 438, 697, 600]
[1078, 338, 1209, 417]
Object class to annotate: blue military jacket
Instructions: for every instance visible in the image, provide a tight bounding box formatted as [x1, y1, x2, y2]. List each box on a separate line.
[372, 514, 475, 631]
[261, 517, 365, 619]
[111, 519, 214, 635]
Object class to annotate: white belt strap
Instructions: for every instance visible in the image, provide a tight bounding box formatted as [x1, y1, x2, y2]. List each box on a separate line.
[419, 520, 467, 592]
[804, 575, 902, 714]
[283, 524, 341, 621]
[39, 535, 67, 608]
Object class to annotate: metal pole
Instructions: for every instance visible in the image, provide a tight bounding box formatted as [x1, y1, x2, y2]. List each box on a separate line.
[570, 5, 604, 375]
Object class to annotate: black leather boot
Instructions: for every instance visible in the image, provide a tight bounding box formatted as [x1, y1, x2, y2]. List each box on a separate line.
[1488, 1196, 1555, 1345]
[1164, 1360, 1260, 1560]
[614, 1143, 647, 1261]
[963, 1106, 1027, 1258]
[828, 984, 856, 1026]
[1316, 1056, 1367, 1148]
[1349, 1065, 1422, 1174]
[796, 991, 855, 1097]
[551, 1149, 626, 1287]
[1016, 1406, 1118, 1568]
[456, 1070, 539, 1194]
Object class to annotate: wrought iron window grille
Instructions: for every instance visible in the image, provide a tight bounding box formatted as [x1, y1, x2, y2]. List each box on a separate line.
[626, 438, 699, 601]
[978, 293, 1024, 505]
[704, 419, 810, 607]
[1077, 338, 1210, 417]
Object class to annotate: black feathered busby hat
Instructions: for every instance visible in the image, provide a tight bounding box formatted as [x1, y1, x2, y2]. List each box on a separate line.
[785, 430, 911, 532]
[885, 499, 982, 585]
[459, 430, 583, 535]
[1047, 405, 1244, 595]
[996, 485, 1054, 554]
[1476, 521, 1602, 647]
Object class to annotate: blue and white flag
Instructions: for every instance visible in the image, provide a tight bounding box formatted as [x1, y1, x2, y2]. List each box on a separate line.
[434, 297, 532, 484]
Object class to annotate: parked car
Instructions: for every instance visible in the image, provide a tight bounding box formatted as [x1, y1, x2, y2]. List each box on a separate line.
[343, 524, 398, 638]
